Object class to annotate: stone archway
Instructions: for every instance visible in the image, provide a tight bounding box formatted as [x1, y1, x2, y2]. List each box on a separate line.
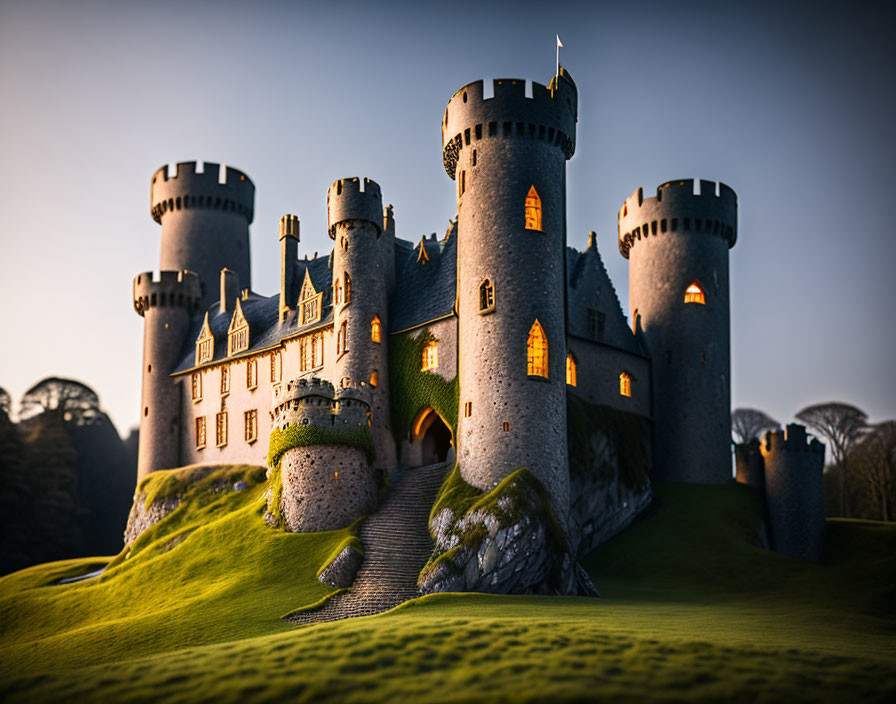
[409, 408, 454, 467]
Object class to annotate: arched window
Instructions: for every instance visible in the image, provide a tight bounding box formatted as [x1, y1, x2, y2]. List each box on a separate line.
[344, 272, 352, 303]
[684, 280, 706, 304]
[619, 372, 632, 397]
[371, 315, 382, 343]
[566, 353, 577, 387]
[334, 278, 343, 305]
[369, 370, 378, 387]
[421, 341, 438, 371]
[525, 185, 542, 231]
[337, 322, 347, 355]
[527, 319, 548, 378]
[479, 278, 494, 312]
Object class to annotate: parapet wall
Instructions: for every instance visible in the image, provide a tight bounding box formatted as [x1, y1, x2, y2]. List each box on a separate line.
[327, 178, 383, 238]
[271, 378, 371, 432]
[151, 161, 255, 225]
[133, 270, 201, 317]
[618, 179, 737, 258]
[760, 423, 826, 561]
[442, 69, 578, 177]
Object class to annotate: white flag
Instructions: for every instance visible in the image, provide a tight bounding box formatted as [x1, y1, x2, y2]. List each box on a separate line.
[557, 34, 563, 48]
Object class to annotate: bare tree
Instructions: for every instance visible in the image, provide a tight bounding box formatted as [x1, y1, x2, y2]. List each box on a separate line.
[732, 408, 780, 445]
[19, 377, 101, 425]
[849, 421, 896, 522]
[796, 402, 868, 517]
[0, 387, 10, 416]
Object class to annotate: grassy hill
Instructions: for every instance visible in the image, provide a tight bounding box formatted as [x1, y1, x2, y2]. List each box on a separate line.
[0, 467, 893, 702]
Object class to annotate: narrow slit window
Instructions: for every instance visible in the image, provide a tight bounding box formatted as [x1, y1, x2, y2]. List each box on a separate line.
[464, 401, 472, 418]
[619, 372, 632, 398]
[195, 416, 206, 449]
[527, 319, 548, 378]
[684, 280, 706, 304]
[369, 370, 378, 387]
[220, 366, 230, 395]
[503, 421, 510, 432]
[524, 185, 542, 231]
[191, 373, 202, 401]
[479, 278, 495, 312]
[247, 359, 257, 389]
[566, 354, 577, 387]
[215, 411, 228, 447]
[337, 322, 348, 356]
[244, 409, 257, 444]
[371, 315, 382, 343]
[271, 351, 282, 383]
[344, 272, 351, 303]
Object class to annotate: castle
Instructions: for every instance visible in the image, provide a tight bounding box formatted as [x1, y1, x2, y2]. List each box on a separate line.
[132, 68, 824, 567]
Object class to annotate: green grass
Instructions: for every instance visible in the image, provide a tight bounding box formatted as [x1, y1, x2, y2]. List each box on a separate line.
[1, 473, 894, 703]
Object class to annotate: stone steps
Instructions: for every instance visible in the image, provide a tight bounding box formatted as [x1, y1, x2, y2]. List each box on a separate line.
[287, 460, 451, 626]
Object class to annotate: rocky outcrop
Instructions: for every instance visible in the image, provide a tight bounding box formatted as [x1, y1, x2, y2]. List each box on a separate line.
[123, 493, 180, 547]
[418, 469, 597, 597]
[317, 545, 364, 588]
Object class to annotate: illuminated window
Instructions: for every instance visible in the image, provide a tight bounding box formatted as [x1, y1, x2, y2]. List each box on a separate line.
[195, 313, 214, 365]
[566, 354, 577, 387]
[215, 411, 228, 447]
[195, 417, 206, 449]
[369, 370, 378, 387]
[525, 185, 542, 231]
[227, 299, 249, 356]
[344, 272, 351, 303]
[244, 409, 257, 444]
[337, 322, 347, 356]
[684, 281, 706, 305]
[371, 315, 382, 343]
[619, 372, 632, 398]
[527, 319, 548, 378]
[421, 341, 438, 371]
[271, 351, 282, 383]
[246, 359, 257, 389]
[191, 373, 202, 401]
[503, 421, 510, 432]
[479, 278, 495, 312]
[220, 365, 230, 395]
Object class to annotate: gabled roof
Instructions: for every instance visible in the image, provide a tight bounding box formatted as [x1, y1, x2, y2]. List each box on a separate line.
[391, 224, 457, 333]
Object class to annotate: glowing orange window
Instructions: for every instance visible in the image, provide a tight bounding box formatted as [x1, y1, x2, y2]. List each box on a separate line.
[527, 319, 548, 378]
[684, 281, 706, 304]
[524, 186, 542, 231]
[421, 342, 438, 371]
[566, 354, 577, 387]
[619, 372, 632, 397]
[371, 315, 382, 343]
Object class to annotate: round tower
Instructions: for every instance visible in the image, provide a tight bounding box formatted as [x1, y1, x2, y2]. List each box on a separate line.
[133, 270, 201, 480]
[151, 161, 255, 307]
[444, 71, 577, 521]
[271, 379, 377, 533]
[328, 177, 397, 476]
[618, 179, 737, 484]
[760, 424, 826, 561]
[735, 439, 765, 493]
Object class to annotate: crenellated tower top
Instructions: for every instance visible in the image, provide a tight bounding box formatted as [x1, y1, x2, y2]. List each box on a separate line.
[617, 179, 737, 258]
[441, 69, 578, 178]
[133, 270, 201, 317]
[327, 177, 383, 238]
[151, 161, 255, 225]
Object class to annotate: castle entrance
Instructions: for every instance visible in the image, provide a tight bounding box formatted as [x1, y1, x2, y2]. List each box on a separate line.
[411, 408, 453, 466]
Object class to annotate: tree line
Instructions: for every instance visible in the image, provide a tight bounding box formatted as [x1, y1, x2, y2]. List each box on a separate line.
[732, 403, 895, 522]
[0, 378, 137, 576]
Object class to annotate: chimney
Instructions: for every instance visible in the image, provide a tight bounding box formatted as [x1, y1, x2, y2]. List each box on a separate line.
[279, 214, 300, 323]
[219, 268, 240, 315]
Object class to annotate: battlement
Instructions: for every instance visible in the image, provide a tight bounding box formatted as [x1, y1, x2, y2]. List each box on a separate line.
[617, 179, 737, 258]
[271, 378, 372, 432]
[150, 161, 255, 225]
[442, 69, 578, 178]
[327, 177, 384, 239]
[133, 270, 201, 317]
[761, 424, 826, 457]
[279, 214, 300, 240]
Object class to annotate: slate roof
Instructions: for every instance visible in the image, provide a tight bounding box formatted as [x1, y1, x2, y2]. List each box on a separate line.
[390, 226, 457, 332]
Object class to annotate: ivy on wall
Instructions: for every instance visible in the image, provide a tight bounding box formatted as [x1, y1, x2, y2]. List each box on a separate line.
[267, 425, 375, 470]
[388, 329, 459, 440]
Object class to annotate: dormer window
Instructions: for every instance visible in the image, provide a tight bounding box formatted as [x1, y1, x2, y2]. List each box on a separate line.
[479, 279, 495, 313]
[527, 319, 548, 378]
[298, 269, 322, 325]
[227, 299, 250, 356]
[195, 313, 214, 365]
[371, 315, 382, 343]
[684, 281, 706, 305]
[421, 341, 438, 371]
[524, 185, 542, 231]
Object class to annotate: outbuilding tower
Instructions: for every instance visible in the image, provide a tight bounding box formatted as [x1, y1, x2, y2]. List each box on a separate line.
[328, 177, 397, 476]
[444, 71, 578, 519]
[618, 180, 737, 483]
[133, 270, 201, 479]
[151, 161, 255, 307]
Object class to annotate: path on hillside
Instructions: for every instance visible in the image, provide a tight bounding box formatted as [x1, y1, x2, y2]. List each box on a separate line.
[287, 460, 451, 626]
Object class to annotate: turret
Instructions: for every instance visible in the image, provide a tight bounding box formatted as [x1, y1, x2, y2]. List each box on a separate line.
[618, 179, 738, 484]
[270, 379, 377, 532]
[735, 438, 765, 492]
[446, 71, 577, 522]
[133, 270, 201, 479]
[327, 177, 397, 477]
[760, 424, 826, 561]
[150, 161, 254, 307]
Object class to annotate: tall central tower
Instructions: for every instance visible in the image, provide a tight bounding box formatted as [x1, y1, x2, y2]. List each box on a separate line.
[445, 71, 577, 520]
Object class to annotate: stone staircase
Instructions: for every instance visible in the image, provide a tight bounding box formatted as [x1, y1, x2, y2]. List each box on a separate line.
[287, 460, 451, 626]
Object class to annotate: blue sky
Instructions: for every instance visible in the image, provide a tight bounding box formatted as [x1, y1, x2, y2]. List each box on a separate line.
[1, 0, 894, 435]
